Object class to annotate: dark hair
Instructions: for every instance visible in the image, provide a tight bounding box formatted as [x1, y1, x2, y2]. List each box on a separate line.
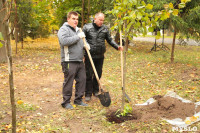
[67, 11, 79, 19]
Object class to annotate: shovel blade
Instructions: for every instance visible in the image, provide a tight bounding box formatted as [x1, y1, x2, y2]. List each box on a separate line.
[98, 92, 111, 107]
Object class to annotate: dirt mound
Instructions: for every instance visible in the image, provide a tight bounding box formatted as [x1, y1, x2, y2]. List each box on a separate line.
[106, 96, 200, 123]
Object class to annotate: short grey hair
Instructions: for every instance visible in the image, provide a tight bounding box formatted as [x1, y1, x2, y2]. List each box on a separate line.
[95, 12, 104, 18]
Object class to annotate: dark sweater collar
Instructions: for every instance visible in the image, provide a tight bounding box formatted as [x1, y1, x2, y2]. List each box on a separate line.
[92, 22, 101, 30]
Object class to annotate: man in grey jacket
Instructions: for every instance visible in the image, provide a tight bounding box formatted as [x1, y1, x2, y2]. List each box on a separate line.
[57, 11, 88, 109]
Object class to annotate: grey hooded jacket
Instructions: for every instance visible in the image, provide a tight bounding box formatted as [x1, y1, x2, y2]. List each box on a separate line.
[57, 22, 84, 62]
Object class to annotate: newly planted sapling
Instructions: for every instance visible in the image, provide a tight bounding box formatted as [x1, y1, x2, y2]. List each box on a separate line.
[116, 104, 133, 117]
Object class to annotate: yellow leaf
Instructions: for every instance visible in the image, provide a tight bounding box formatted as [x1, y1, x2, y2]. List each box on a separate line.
[181, 0, 186, 3]
[179, 80, 183, 82]
[160, 122, 165, 125]
[190, 116, 197, 122]
[173, 9, 179, 16]
[17, 100, 24, 105]
[27, 121, 32, 125]
[146, 4, 153, 10]
[190, 74, 195, 77]
[185, 119, 191, 124]
[186, 90, 193, 93]
[169, 3, 174, 9]
[5, 124, 12, 129]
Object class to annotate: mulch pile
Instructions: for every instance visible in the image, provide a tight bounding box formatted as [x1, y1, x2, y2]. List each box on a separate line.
[106, 96, 200, 123]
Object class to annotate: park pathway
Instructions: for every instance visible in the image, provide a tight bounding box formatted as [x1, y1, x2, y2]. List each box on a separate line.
[133, 37, 200, 46]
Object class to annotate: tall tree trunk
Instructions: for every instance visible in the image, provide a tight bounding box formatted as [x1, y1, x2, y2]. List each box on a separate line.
[171, 28, 176, 63]
[1, 0, 16, 132]
[14, 0, 18, 54]
[0, 0, 7, 63]
[81, 0, 84, 28]
[87, 0, 90, 22]
[20, 30, 23, 49]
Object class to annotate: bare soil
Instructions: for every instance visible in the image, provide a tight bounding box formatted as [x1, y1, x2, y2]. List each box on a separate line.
[106, 96, 200, 123]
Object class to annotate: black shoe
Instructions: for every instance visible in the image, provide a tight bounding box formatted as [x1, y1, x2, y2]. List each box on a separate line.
[74, 101, 88, 106]
[85, 96, 91, 101]
[64, 103, 74, 109]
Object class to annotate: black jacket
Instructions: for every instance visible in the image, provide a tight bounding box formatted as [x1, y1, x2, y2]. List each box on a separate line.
[83, 23, 119, 58]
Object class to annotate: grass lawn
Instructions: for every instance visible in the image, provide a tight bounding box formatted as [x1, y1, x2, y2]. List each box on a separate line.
[0, 35, 199, 132]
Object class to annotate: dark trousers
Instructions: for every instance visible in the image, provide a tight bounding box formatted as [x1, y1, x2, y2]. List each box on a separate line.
[85, 56, 104, 97]
[61, 62, 86, 107]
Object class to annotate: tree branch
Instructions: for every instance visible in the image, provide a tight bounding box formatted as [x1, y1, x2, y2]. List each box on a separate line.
[0, 40, 6, 44]
[3, 0, 13, 23]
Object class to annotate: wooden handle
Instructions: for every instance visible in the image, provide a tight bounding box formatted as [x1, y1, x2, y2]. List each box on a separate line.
[79, 28, 103, 91]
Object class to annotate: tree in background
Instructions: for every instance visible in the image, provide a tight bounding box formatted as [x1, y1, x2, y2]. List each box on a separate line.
[53, 0, 114, 28]
[0, 0, 16, 132]
[180, 0, 200, 40]
[0, 0, 7, 63]
[9, 0, 56, 49]
[108, 0, 191, 110]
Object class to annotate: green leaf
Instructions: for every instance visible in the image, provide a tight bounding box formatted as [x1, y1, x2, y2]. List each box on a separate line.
[141, 1, 146, 6]
[156, 31, 161, 39]
[148, 27, 154, 32]
[137, 12, 143, 20]
[0, 32, 4, 40]
[185, 0, 191, 2]
[0, 42, 3, 48]
[130, 0, 137, 5]
[178, 3, 185, 9]
[0, 32, 3, 48]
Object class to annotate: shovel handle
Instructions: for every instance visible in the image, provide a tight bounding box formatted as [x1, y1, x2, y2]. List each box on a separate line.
[79, 28, 103, 92]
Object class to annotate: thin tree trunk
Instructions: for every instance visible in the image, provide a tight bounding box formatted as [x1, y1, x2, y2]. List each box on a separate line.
[21, 30, 23, 49]
[171, 28, 176, 63]
[81, 0, 84, 28]
[0, 0, 7, 63]
[14, 0, 18, 54]
[162, 28, 164, 46]
[121, 21, 129, 111]
[2, 0, 16, 132]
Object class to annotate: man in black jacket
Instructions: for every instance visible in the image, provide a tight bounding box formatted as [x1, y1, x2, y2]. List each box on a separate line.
[83, 12, 123, 101]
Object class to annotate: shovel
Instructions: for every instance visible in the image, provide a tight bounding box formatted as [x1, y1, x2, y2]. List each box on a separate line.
[80, 29, 111, 107]
[120, 31, 131, 103]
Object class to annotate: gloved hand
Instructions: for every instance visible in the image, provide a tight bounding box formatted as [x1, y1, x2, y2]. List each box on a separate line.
[84, 42, 90, 50]
[78, 32, 86, 38]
